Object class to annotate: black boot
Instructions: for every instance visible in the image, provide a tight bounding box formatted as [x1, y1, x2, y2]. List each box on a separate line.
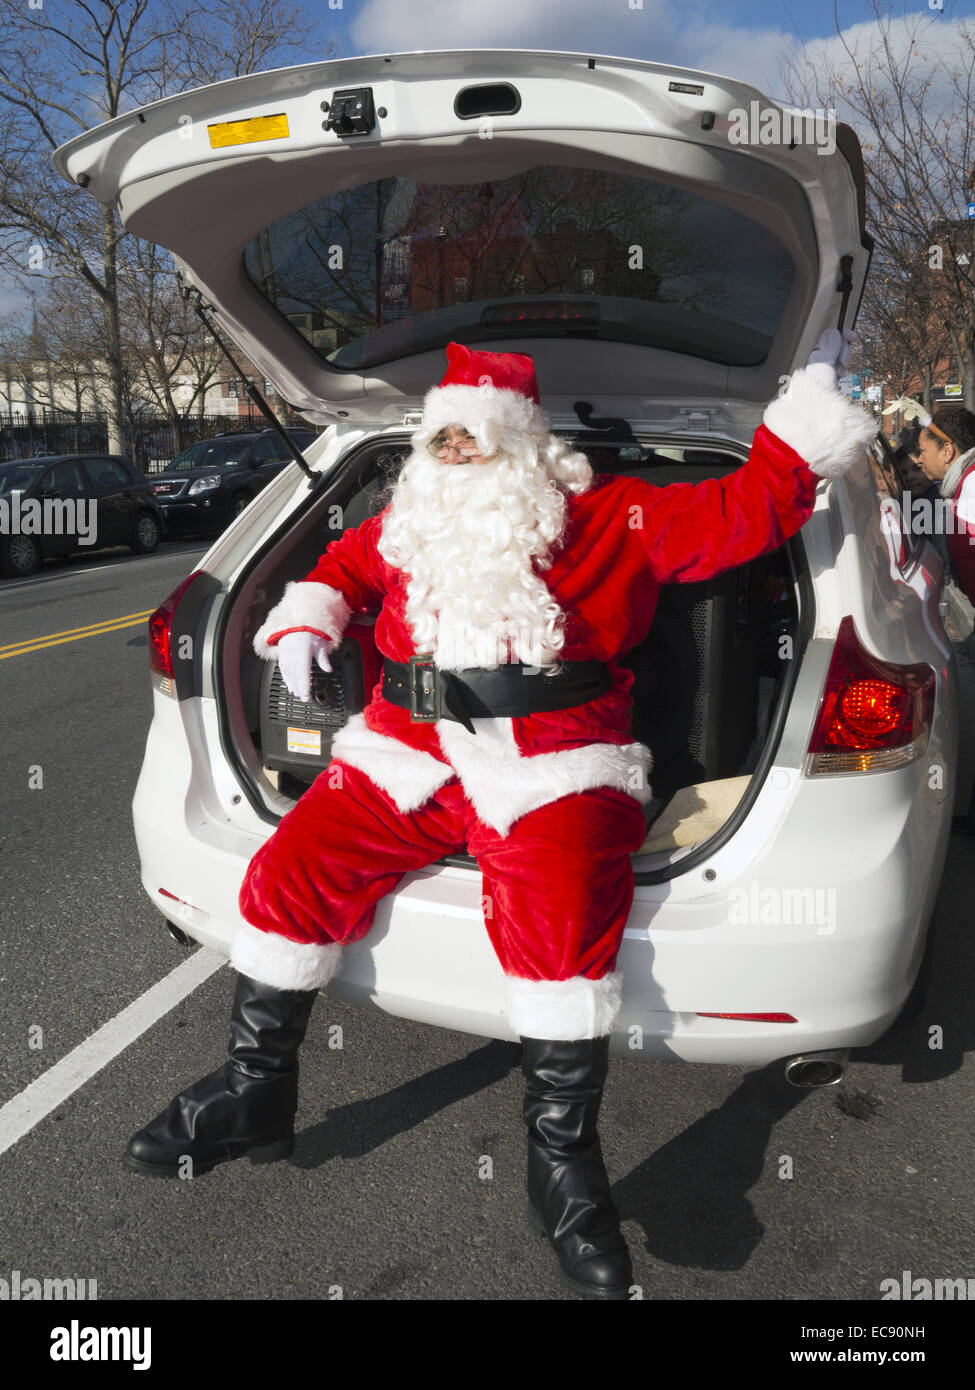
[521, 1035, 633, 1300]
[123, 973, 318, 1178]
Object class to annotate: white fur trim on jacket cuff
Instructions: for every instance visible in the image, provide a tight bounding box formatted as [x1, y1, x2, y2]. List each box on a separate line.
[762, 362, 878, 479]
[505, 971, 623, 1039]
[330, 712, 456, 813]
[253, 581, 352, 659]
[231, 919, 343, 992]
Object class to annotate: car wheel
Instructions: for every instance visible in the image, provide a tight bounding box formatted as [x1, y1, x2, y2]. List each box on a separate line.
[0, 534, 42, 577]
[230, 492, 251, 519]
[131, 511, 161, 554]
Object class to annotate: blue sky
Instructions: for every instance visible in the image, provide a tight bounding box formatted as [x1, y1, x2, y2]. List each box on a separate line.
[4, 1, 975, 321]
[323, 0, 975, 96]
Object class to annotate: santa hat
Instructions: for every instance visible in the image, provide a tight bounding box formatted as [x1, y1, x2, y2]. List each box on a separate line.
[410, 342, 552, 460]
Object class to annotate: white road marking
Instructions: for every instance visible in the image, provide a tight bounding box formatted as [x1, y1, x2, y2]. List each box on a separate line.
[0, 546, 209, 594]
[0, 948, 226, 1158]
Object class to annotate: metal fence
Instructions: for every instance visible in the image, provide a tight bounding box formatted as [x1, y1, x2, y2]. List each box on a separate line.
[0, 410, 318, 474]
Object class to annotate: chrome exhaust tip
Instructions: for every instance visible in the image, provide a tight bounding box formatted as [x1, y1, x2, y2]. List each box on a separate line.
[784, 1049, 849, 1088]
[165, 922, 191, 947]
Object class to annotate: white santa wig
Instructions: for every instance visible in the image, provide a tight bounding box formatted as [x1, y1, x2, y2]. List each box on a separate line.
[377, 382, 594, 672]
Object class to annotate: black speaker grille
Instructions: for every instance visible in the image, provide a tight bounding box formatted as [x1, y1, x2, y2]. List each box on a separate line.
[267, 664, 350, 731]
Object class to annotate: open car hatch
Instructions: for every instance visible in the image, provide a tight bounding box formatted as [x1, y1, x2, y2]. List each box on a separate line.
[53, 49, 872, 433]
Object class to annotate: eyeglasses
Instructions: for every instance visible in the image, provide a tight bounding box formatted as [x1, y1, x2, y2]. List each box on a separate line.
[427, 427, 484, 460]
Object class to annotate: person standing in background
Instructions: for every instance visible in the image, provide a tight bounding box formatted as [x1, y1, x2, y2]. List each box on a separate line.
[911, 404, 975, 834]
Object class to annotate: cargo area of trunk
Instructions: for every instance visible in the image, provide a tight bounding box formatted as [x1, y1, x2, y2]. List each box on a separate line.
[226, 430, 803, 874]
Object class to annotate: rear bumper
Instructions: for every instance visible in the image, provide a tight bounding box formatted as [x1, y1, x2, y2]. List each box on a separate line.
[133, 696, 950, 1065]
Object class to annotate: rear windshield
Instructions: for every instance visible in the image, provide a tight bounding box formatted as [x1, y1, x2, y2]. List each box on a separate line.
[243, 166, 795, 371]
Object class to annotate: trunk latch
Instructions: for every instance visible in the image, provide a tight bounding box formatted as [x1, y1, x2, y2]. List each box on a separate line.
[679, 408, 714, 431]
[322, 88, 376, 137]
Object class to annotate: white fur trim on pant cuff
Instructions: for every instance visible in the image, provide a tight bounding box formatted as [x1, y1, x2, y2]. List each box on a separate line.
[505, 971, 623, 1040]
[253, 581, 352, 659]
[231, 919, 343, 991]
[762, 362, 878, 479]
[436, 717, 653, 837]
[330, 712, 456, 813]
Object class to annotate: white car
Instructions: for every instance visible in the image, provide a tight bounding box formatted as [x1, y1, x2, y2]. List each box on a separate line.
[55, 49, 957, 1084]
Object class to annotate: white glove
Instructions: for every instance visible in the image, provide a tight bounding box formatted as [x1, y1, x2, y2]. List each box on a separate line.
[807, 328, 856, 383]
[883, 395, 931, 426]
[276, 630, 333, 703]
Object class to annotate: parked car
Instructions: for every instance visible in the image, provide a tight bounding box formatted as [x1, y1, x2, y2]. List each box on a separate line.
[148, 429, 318, 536]
[0, 453, 164, 577]
[54, 50, 957, 1083]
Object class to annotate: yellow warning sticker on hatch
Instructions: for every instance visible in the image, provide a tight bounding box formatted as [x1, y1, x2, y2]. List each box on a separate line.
[208, 113, 290, 148]
[286, 727, 321, 755]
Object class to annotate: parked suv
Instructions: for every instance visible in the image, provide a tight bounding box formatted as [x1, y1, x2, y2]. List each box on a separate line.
[0, 452, 163, 576]
[149, 428, 317, 535]
[54, 50, 957, 1082]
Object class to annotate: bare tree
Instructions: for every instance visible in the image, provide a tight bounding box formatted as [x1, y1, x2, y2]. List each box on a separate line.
[0, 314, 38, 419]
[119, 239, 226, 446]
[855, 242, 955, 419]
[781, 2, 975, 403]
[0, 0, 324, 455]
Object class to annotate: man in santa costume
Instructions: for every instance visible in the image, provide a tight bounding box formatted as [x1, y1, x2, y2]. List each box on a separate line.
[125, 335, 876, 1299]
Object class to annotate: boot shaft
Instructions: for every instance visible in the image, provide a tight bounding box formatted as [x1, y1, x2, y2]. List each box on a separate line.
[520, 1035, 611, 1151]
[227, 972, 319, 1075]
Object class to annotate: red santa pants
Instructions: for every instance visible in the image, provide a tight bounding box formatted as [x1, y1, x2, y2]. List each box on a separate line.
[238, 760, 648, 982]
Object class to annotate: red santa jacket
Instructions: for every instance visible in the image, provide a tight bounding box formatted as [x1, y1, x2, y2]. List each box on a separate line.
[253, 366, 876, 835]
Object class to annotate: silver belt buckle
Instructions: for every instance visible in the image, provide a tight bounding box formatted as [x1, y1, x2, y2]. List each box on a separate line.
[408, 653, 441, 722]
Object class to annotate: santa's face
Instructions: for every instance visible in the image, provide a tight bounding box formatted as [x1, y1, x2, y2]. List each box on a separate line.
[427, 424, 493, 467]
[378, 415, 592, 670]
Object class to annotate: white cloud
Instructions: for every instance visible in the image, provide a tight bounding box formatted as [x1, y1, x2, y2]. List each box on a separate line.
[687, 25, 802, 95]
[349, 1, 974, 176]
[351, 0, 683, 66]
[348, 0, 818, 104]
[349, 0, 815, 109]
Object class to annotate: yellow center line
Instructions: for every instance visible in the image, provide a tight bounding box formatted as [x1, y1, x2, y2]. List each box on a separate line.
[1, 611, 155, 659]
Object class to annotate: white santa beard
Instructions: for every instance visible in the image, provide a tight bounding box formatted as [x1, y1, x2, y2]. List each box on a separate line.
[377, 446, 569, 670]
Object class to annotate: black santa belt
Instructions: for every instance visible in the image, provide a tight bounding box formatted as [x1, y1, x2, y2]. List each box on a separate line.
[381, 655, 612, 735]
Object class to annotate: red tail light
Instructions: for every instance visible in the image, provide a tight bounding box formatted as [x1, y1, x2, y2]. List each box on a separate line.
[148, 570, 204, 681]
[806, 616, 935, 774]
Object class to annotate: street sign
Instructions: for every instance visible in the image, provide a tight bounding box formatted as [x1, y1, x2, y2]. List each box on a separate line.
[968, 203, 975, 218]
[838, 373, 862, 400]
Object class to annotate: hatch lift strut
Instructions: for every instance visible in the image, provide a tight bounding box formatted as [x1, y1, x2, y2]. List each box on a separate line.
[183, 284, 318, 484]
[836, 254, 855, 334]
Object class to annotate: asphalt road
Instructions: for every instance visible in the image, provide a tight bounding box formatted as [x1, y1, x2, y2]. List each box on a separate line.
[0, 542, 973, 1319]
